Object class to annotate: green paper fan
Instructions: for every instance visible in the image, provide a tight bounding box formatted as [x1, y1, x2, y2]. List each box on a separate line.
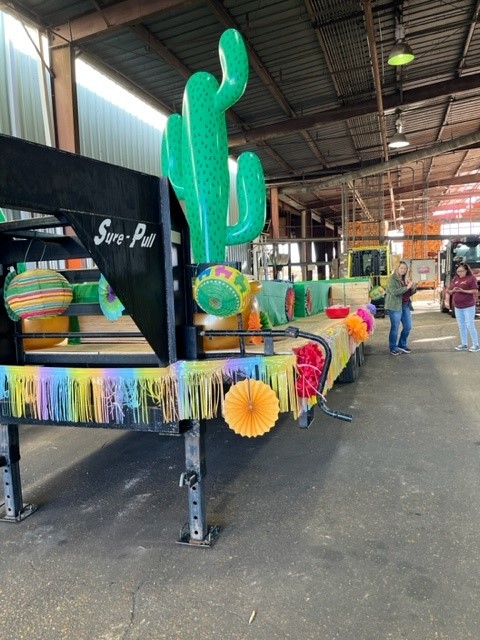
[259, 310, 272, 329]
[98, 275, 125, 320]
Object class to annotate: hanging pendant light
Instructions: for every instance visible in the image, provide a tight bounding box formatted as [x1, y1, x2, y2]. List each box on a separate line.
[389, 110, 410, 149]
[388, 10, 415, 66]
[388, 39, 415, 66]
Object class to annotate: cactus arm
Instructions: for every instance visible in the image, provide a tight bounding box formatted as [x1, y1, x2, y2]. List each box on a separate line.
[226, 151, 266, 246]
[161, 114, 185, 200]
[215, 29, 249, 113]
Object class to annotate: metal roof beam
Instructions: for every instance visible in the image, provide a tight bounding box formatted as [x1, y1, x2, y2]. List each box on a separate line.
[206, 0, 327, 166]
[281, 130, 480, 193]
[50, 0, 195, 46]
[228, 74, 480, 147]
[129, 24, 294, 173]
[309, 184, 480, 209]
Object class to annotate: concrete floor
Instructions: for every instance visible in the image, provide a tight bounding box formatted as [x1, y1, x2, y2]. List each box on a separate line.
[1, 302, 479, 639]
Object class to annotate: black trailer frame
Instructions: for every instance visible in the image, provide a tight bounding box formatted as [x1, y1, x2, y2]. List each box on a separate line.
[0, 134, 349, 546]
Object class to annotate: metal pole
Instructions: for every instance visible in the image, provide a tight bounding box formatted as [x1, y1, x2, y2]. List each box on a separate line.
[281, 129, 480, 194]
[0, 423, 37, 522]
[178, 419, 219, 546]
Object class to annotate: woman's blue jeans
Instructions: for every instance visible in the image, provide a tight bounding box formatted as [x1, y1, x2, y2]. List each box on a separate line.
[455, 305, 478, 346]
[388, 304, 412, 351]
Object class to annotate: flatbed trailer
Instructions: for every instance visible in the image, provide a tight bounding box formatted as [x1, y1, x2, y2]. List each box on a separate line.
[0, 134, 365, 545]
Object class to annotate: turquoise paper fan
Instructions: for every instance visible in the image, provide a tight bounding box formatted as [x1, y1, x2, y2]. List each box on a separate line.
[98, 275, 125, 320]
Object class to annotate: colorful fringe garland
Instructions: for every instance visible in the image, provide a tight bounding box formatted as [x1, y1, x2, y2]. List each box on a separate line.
[0, 355, 300, 427]
[0, 306, 375, 429]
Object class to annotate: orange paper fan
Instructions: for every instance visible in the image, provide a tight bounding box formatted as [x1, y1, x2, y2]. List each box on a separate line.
[223, 379, 280, 437]
[247, 310, 263, 344]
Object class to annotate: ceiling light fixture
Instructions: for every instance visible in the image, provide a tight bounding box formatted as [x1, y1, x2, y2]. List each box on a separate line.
[389, 110, 410, 149]
[388, 8, 415, 66]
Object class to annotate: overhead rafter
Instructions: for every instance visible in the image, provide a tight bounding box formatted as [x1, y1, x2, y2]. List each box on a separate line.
[5, 0, 480, 233]
[129, 20, 295, 172]
[307, 181, 480, 209]
[362, 0, 397, 225]
[281, 130, 480, 194]
[228, 74, 480, 148]
[206, 0, 328, 167]
[49, 0, 195, 47]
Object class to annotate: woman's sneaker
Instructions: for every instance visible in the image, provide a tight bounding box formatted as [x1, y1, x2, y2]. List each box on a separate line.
[455, 344, 468, 351]
[397, 347, 411, 354]
[469, 345, 480, 352]
[390, 350, 400, 356]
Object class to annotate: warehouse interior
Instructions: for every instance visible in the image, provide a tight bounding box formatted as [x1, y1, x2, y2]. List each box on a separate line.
[1, 2, 480, 639]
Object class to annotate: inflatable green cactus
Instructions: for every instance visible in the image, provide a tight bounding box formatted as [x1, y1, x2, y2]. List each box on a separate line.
[161, 28, 266, 263]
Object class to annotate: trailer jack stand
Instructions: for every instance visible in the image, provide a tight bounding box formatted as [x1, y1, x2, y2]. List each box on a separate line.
[177, 420, 221, 547]
[0, 502, 38, 523]
[177, 470, 220, 547]
[1, 454, 38, 523]
[177, 522, 221, 547]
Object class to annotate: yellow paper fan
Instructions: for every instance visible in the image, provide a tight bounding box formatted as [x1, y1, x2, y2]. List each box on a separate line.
[223, 379, 280, 438]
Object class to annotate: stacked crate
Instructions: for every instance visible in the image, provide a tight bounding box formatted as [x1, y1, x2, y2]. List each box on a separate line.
[328, 278, 371, 307]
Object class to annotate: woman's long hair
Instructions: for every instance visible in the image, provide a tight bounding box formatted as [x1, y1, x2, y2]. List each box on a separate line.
[457, 262, 473, 275]
[394, 260, 409, 280]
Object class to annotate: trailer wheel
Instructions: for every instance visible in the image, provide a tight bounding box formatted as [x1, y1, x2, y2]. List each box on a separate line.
[337, 349, 359, 383]
[357, 343, 365, 366]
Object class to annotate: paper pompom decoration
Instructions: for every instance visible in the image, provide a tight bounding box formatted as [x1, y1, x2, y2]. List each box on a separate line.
[4, 269, 72, 320]
[344, 314, 369, 343]
[292, 341, 325, 400]
[259, 310, 272, 329]
[194, 265, 251, 317]
[98, 274, 125, 320]
[223, 379, 280, 437]
[356, 306, 375, 333]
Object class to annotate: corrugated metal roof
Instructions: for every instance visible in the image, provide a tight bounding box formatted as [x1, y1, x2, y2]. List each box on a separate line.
[3, 0, 480, 228]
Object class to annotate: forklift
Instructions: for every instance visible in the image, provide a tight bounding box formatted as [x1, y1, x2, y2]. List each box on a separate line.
[347, 245, 392, 317]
